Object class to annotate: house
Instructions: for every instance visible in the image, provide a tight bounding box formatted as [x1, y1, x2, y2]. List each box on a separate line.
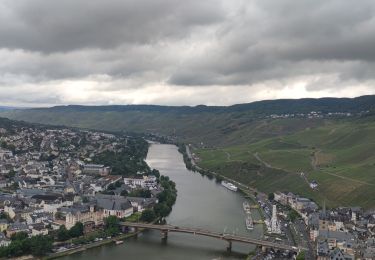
[83, 164, 110, 176]
[318, 230, 355, 258]
[0, 149, 13, 160]
[123, 175, 157, 189]
[127, 197, 158, 212]
[26, 212, 52, 225]
[95, 194, 133, 218]
[30, 223, 49, 236]
[294, 197, 318, 211]
[64, 205, 103, 229]
[310, 180, 318, 189]
[0, 233, 11, 247]
[6, 222, 29, 238]
[124, 176, 144, 187]
[328, 248, 353, 260]
[0, 219, 8, 232]
[363, 246, 375, 260]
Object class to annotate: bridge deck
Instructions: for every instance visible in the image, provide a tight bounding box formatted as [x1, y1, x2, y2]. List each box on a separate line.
[120, 222, 301, 252]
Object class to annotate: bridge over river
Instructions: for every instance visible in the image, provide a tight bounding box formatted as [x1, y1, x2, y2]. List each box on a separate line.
[121, 222, 304, 253]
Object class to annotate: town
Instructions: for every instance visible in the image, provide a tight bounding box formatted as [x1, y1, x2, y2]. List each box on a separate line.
[255, 190, 375, 259]
[0, 120, 176, 258]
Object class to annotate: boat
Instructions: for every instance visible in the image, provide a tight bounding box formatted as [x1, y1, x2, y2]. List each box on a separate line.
[221, 181, 238, 191]
[245, 215, 254, 230]
[243, 201, 251, 214]
[115, 240, 124, 245]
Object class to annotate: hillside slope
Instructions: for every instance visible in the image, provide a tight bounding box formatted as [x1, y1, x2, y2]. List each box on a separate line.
[2, 95, 374, 147]
[195, 118, 375, 208]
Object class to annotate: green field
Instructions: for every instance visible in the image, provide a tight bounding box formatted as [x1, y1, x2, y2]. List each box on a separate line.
[195, 120, 375, 209]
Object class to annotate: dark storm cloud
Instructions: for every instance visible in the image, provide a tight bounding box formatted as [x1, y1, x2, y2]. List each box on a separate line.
[0, 0, 224, 52]
[0, 0, 374, 106]
[170, 0, 375, 86]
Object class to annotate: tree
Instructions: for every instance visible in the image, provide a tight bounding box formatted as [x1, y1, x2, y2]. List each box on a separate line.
[140, 209, 156, 222]
[120, 189, 128, 196]
[104, 216, 120, 236]
[296, 251, 305, 260]
[68, 222, 84, 238]
[57, 225, 70, 241]
[107, 183, 115, 190]
[154, 203, 171, 218]
[288, 209, 300, 222]
[11, 232, 28, 241]
[29, 235, 52, 256]
[268, 193, 275, 201]
[2, 233, 52, 257]
[55, 211, 64, 220]
[0, 212, 11, 222]
[129, 189, 151, 198]
[105, 215, 119, 229]
[151, 169, 160, 178]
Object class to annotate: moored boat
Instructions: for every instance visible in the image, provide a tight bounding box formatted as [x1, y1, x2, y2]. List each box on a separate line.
[245, 215, 254, 230]
[221, 180, 238, 191]
[243, 201, 251, 214]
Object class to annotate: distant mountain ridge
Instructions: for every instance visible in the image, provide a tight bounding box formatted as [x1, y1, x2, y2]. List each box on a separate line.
[0, 106, 18, 111]
[33, 95, 375, 114]
[1, 95, 374, 148]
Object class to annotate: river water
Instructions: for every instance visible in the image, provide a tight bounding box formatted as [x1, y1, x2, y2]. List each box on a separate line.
[61, 144, 263, 260]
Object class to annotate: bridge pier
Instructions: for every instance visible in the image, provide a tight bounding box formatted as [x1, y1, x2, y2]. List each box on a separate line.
[226, 241, 232, 252]
[134, 227, 139, 238]
[161, 230, 168, 240]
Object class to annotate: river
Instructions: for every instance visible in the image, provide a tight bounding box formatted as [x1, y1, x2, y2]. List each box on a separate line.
[61, 143, 263, 260]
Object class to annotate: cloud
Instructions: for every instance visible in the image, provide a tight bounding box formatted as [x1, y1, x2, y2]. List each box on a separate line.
[0, 0, 374, 106]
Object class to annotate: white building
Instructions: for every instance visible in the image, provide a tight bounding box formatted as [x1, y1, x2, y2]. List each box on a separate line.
[271, 204, 281, 234]
[124, 175, 157, 189]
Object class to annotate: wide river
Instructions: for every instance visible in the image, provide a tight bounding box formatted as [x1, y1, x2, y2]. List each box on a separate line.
[61, 144, 263, 260]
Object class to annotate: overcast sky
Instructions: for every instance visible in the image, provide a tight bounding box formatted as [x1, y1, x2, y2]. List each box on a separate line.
[0, 0, 374, 107]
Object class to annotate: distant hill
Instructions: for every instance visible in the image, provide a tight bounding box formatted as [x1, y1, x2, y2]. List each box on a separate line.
[0, 106, 18, 111]
[23, 95, 375, 114]
[1, 95, 374, 147]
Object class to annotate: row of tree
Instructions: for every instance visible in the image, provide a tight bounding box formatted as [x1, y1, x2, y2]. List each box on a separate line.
[177, 143, 193, 170]
[57, 222, 84, 241]
[0, 232, 52, 257]
[154, 176, 177, 218]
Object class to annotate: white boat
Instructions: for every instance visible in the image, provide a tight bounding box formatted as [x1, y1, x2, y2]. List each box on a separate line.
[115, 240, 124, 245]
[243, 201, 251, 214]
[246, 215, 254, 230]
[221, 181, 238, 191]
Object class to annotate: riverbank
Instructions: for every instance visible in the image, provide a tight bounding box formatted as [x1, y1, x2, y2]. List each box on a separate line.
[43, 216, 163, 260]
[43, 232, 138, 260]
[184, 144, 266, 221]
[181, 144, 269, 260]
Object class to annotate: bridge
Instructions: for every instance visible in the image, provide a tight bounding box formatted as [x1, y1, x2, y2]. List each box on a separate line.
[120, 222, 302, 253]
